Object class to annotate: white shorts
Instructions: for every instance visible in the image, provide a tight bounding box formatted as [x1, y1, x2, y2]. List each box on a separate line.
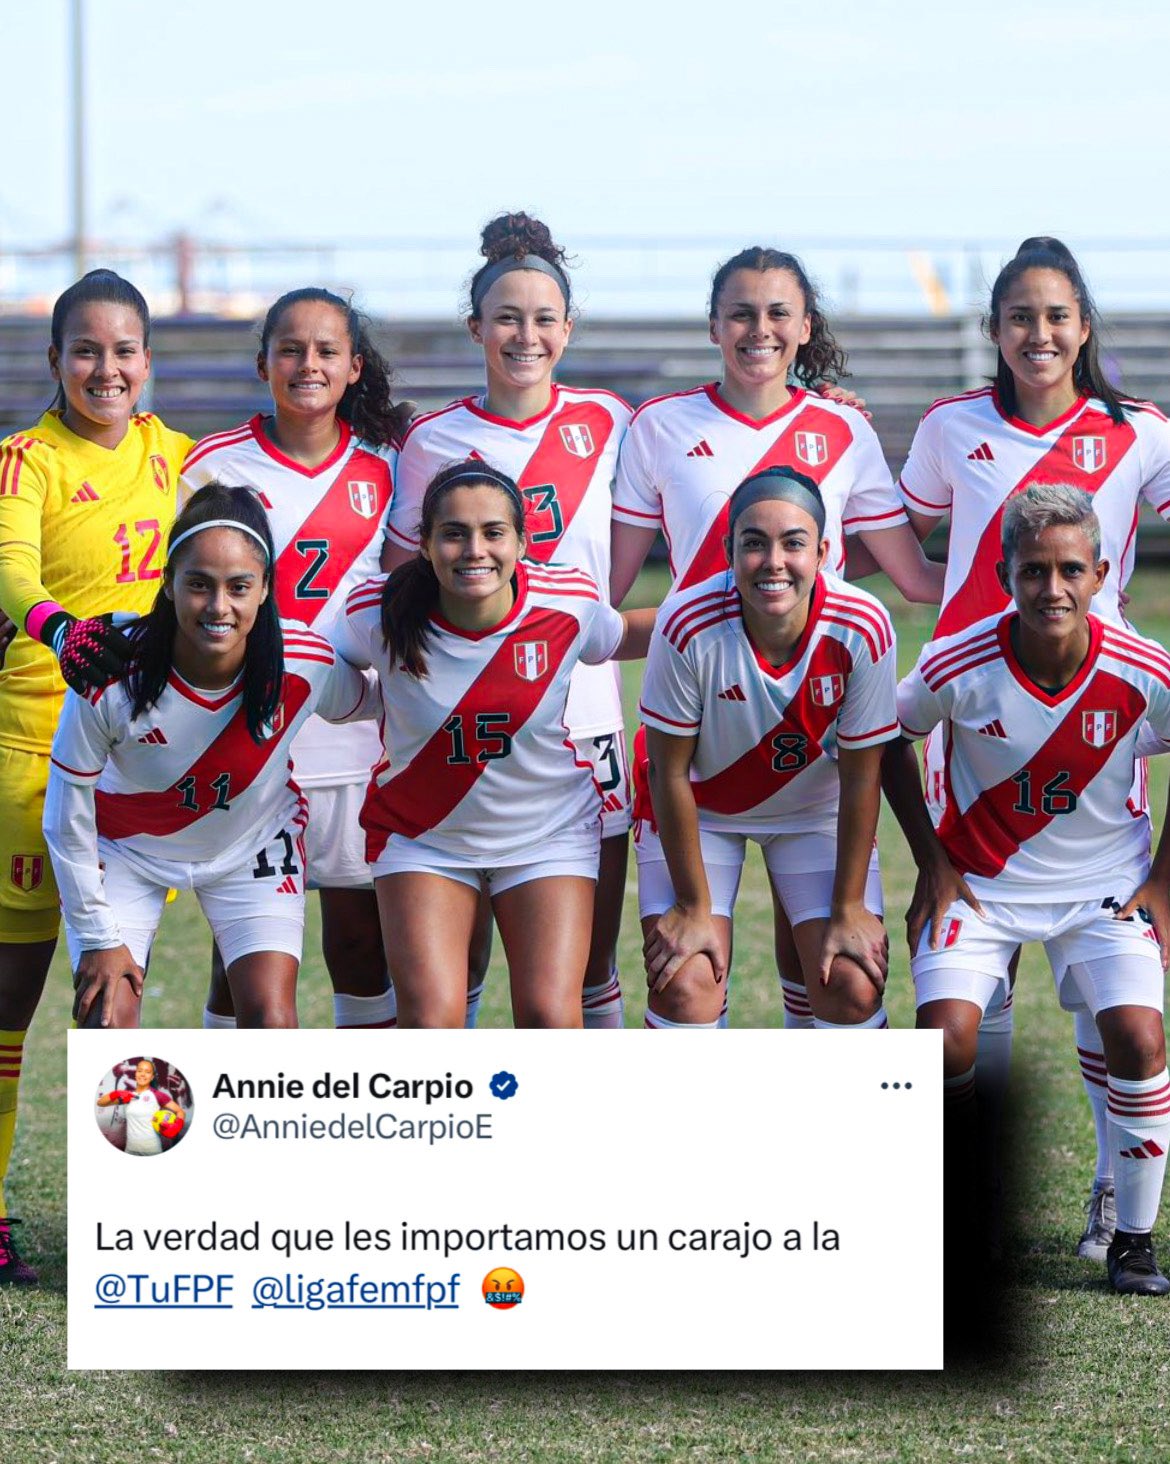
[579, 727, 632, 839]
[68, 825, 307, 973]
[372, 827, 602, 896]
[304, 782, 373, 890]
[911, 887, 1164, 1017]
[635, 827, 882, 926]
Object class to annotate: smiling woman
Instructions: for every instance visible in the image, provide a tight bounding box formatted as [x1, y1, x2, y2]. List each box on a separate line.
[0, 270, 194, 1286]
[41, 482, 379, 1036]
[637, 466, 899, 1030]
[339, 459, 652, 1030]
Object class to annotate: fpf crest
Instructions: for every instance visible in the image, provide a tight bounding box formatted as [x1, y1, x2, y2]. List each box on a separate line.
[1072, 436, 1107, 473]
[513, 641, 549, 682]
[10, 855, 43, 892]
[794, 432, 828, 467]
[560, 424, 594, 459]
[809, 674, 844, 706]
[348, 480, 379, 519]
[150, 455, 170, 493]
[1082, 710, 1117, 747]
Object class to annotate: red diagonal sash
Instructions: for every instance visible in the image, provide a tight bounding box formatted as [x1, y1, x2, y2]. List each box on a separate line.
[273, 452, 392, 623]
[95, 675, 311, 838]
[362, 607, 580, 853]
[935, 408, 1136, 637]
[694, 637, 852, 814]
[677, 403, 855, 589]
[938, 668, 1145, 878]
[516, 402, 615, 563]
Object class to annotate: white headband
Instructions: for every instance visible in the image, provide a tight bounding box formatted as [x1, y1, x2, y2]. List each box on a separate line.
[167, 519, 271, 565]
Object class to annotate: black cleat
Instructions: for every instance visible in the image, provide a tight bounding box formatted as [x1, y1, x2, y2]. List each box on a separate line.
[1107, 1231, 1170, 1296]
[0, 1218, 39, 1286]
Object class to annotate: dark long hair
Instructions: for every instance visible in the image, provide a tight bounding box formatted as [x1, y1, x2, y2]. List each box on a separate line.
[125, 483, 284, 743]
[380, 460, 526, 679]
[258, 288, 413, 448]
[708, 246, 848, 386]
[987, 237, 1126, 425]
[49, 269, 151, 411]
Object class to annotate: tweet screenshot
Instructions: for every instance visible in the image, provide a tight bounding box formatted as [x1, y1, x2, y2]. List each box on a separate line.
[67, 1031, 942, 1370]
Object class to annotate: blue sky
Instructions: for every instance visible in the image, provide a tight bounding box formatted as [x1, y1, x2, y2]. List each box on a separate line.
[6, 1, 1170, 313]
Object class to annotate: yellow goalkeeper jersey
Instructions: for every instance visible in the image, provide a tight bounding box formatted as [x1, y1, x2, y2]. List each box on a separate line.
[0, 410, 193, 752]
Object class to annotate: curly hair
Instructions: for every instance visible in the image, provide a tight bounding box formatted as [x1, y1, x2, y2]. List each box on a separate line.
[708, 246, 848, 386]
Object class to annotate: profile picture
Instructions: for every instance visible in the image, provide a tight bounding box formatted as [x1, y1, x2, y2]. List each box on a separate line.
[94, 1056, 193, 1157]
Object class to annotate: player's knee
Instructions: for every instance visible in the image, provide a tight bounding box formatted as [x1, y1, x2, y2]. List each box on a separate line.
[1100, 1007, 1167, 1077]
[821, 955, 881, 1025]
[512, 993, 583, 1029]
[648, 955, 724, 1025]
[322, 920, 386, 994]
[396, 989, 467, 1029]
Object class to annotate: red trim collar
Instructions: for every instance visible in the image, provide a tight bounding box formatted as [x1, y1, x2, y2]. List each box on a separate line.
[462, 386, 559, 430]
[703, 382, 808, 430]
[431, 562, 530, 640]
[249, 414, 353, 477]
[998, 611, 1103, 706]
[991, 389, 1088, 439]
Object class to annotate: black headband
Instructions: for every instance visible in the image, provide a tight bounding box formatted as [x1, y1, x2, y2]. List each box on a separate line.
[471, 254, 570, 315]
[727, 467, 826, 537]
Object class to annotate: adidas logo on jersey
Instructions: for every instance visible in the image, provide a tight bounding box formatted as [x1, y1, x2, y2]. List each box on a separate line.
[966, 442, 995, 462]
[276, 875, 298, 895]
[717, 684, 747, 702]
[70, 481, 100, 503]
[686, 439, 714, 458]
[977, 719, 1007, 738]
[136, 728, 168, 745]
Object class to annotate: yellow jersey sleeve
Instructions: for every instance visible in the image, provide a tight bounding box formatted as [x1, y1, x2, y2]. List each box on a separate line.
[0, 411, 194, 752]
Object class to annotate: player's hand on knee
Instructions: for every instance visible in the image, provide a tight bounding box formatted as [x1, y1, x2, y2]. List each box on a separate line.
[74, 945, 145, 1027]
[906, 854, 985, 954]
[643, 904, 727, 993]
[0, 612, 15, 668]
[819, 904, 888, 991]
[1114, 878, 1170, 970]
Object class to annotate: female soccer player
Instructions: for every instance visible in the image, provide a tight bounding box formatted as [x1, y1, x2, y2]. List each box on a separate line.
[183, 288, 409, 1032]
[96, 1058, 184, 1157]
[43, 483, 376, 1031]
[887, 484, 1170, 1297]
[639, 468, 898, 1028]
[385, 212, 633, 1027]
[610, 244, 941, 1026]
[0, 270, 192, 1282]
[342, 460, 651, 1029]
[898, 237, 1170, 1260]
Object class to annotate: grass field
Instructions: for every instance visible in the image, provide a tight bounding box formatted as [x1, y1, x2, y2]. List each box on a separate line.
[4, 568, 1170, 1462]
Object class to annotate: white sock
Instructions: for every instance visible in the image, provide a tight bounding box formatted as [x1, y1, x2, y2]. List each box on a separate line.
[203, 1008, 237, 1030]
[465, 981, 484, 1030]
[644, 1008, 722, 1030]
[333, 989, 397, 1029]
[582, 970, 624, 1029]
[779, 977, 814, 1030]
[1108, 1069, 1170, 1233]
[812, 1008, 888, 1030]
[975, 990, 1013, 1107]
[1075, 1009, 1112, 1186]
[944, 1064, 977, 1110]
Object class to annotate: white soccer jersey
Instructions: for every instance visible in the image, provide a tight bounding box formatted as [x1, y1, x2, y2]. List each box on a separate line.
[339, 562, 625, 864]
[897, 612, 1170, 902]
[899, 389, 1170, 636]
[48, 623, 374, 871]
[387, 386, 631, 738]
[639, 572, 898, 836]
[181, 416, 393, 785]
[612, 384, 906, 589]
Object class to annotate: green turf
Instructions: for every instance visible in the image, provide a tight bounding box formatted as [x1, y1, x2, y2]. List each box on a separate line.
[3, 569, 1170, 1462]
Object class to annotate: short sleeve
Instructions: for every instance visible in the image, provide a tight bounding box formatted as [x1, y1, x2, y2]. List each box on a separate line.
[896, 657, 944, 742]
[839, 416, 908, 534]
[639, 621, 703, 736]
[578, 600, 625, 666]
[384, 433, 428, 552]
[898, 407, 952, 520]
[837, 630, 900, 749]
[611, 412, 663, 529]
[1137, 410, 1170, 522]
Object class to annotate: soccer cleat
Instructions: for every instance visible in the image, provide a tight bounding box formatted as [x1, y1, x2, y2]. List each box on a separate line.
[1106, 1231, 1170, 1296]
[0, 1218, 39, 1286]
[1076, 1180, 1117, 1262]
